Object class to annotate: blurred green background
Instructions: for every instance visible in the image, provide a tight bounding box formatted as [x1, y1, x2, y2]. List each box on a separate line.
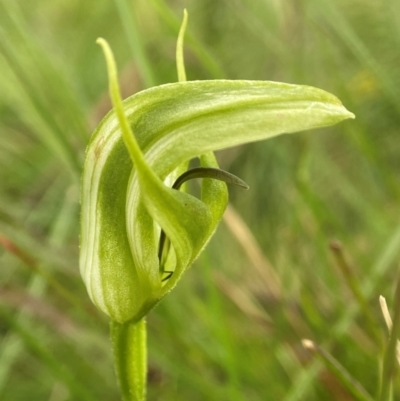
[1, 0, 400, 400]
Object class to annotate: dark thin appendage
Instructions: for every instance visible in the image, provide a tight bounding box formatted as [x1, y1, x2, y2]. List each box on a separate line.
[161, 271, 173, 282]
[172, 167, 249, 191]
[158, 167, 249, 279]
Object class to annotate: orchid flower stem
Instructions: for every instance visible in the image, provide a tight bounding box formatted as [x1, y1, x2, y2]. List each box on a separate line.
[110, 319, 147, 401]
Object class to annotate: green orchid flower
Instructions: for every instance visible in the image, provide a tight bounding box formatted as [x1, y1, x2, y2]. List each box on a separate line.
[79, 11, 354, 401]
[80, 49, 354, 324]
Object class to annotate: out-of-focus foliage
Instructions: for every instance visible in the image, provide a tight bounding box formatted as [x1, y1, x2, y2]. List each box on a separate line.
[0, 0, 400, 400]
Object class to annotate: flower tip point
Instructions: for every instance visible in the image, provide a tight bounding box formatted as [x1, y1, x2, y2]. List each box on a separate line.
[96, 38, 108, 49]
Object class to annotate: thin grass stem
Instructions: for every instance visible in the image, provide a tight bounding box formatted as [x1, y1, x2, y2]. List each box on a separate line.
[113, 0, 157, 87]
[379, 273, 400, 401]
[302, 340, 374, 401]
[329, 240, 381, 345]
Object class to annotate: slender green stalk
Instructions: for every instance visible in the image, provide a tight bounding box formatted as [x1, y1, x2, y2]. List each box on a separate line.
[302, 340, 374, 401]
[176, 9, 188, 82]
[329, 240, 381, 345]
[110, 319, 147, 401]
[149, 0, 225, 78]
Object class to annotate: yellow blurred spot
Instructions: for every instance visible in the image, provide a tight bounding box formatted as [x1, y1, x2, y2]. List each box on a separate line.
[349, 69, 379, 99]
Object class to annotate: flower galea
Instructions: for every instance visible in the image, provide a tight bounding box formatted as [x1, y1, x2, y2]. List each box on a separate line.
[79, 39, 354, 325]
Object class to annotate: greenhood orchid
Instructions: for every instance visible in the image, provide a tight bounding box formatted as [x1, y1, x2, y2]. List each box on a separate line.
[79, 11, 354, 400]
[79, 45, 354, 325]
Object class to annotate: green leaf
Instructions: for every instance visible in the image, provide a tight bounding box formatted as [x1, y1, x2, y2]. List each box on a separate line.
[80, 40, 354, 324]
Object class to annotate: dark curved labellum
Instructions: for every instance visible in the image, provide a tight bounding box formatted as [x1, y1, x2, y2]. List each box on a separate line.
[158, 166, 249, 280]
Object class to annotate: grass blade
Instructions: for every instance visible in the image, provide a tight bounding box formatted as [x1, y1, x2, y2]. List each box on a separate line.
[302, 339, 375, 401]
